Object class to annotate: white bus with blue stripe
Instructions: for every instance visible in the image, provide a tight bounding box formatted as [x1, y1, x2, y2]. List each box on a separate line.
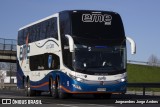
[17, 10, 136, 99]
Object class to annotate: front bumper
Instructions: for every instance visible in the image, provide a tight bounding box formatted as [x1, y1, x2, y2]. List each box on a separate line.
[61, 78, 127, 94]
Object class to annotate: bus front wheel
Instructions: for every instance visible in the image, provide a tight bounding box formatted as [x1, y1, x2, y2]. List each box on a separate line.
[25, 78, 36, 96]
[49, 78, 58, 98]
[57, 79, 68, 99]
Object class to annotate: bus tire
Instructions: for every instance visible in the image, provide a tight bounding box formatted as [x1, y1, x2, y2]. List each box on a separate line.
[49, 78, 58, 98]
[25, 78, 36, 96]
[57, 79, 67, 99]
[24, 79, 28, 96]
[22, 76, 25, 89]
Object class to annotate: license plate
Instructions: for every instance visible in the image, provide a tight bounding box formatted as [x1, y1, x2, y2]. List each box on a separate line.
[97, 88, 106, 91]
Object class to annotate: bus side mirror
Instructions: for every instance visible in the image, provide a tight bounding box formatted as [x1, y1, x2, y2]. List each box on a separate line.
[126, 37, 136, 54]
[65, 34, 75, 52]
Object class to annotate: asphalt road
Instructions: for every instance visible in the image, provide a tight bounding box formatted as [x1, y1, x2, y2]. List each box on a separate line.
[0, 89, 160, 107]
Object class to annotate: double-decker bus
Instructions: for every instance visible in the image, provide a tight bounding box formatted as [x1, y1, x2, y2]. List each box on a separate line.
[17, 10, 136, 99]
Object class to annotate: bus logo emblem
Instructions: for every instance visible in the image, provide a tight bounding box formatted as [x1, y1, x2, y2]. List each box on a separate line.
[82, 14, 112, 25]
[98, 76, 106, 81]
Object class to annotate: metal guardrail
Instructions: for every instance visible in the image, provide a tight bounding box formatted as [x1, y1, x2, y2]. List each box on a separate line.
[0, 83, 17, 90]
[0, 38, 17, 62]
[128, 83, 160, 96]
[127, 60, 149, 65]
[127, 60, 160, 66]
[0, 38, 17, 51]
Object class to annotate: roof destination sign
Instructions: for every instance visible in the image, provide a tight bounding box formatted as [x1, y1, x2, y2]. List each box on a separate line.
[82, 14, 112, 25]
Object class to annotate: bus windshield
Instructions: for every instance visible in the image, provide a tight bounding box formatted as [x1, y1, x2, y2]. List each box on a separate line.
[73, 45, 126, 74]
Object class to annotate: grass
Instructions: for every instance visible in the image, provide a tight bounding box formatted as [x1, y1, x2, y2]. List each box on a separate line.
[127, 64, 160, 83]
[127, 64, 160, 91]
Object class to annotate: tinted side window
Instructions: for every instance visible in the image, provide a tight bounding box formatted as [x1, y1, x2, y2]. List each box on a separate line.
[19, 17, 58, 44]
[23, 28, 29, 44]
[46, 18, 58, 40]
[40, 21, 47, 40]
[35, 24, 40, 41]
[52, 18, 58, 39]
[29, 26, 34, 43]
[30, 53, 60, 71]
[18, 30, 24, 45]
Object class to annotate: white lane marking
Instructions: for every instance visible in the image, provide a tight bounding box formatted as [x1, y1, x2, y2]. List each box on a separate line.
[87, 104, 115, 107]
[57, 104, 115, 107]
[57, 104, 79, 107]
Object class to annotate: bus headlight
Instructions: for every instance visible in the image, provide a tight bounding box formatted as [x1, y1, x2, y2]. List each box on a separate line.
[121, 78, 126, 82]
[76, 77, 83, 82]
[69, 74, 84, 82]
[117, 78, 126, 82]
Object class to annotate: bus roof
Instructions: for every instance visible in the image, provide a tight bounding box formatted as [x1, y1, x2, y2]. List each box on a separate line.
[18, 13, 58, 31]
[18, 10, 118, 31]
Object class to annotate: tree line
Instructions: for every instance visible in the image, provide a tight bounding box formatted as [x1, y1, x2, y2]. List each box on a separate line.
[148, 54, 160, 66]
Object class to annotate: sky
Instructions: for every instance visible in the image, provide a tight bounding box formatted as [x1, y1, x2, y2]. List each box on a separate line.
[0, 0, 160, 62]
